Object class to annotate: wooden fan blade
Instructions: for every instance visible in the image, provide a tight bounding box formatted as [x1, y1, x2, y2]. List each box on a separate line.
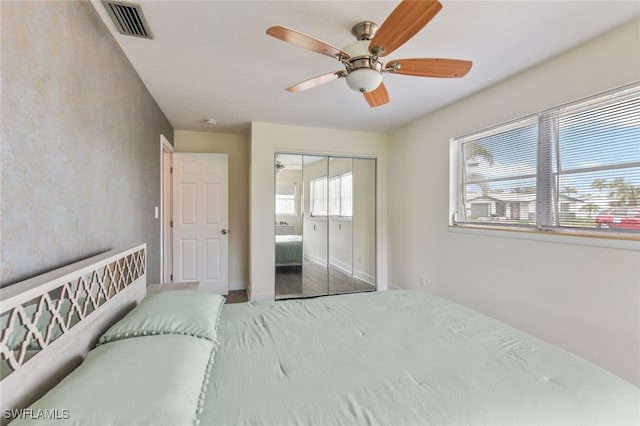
[387, 58, 472, 78]
[267, 26, 349, 59]
[287, 71, 345, 92]
[364, 82, 389, 107]
[370, 0, 442, 57]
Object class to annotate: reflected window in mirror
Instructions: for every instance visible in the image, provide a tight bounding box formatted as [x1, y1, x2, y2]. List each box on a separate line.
[311, 173, 353, 218]
[310, 176, 328, 216]
[276, 183, 297, 216]
[329, 172, 352, 217]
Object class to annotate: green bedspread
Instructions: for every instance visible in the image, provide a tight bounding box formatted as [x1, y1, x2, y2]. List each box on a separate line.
[200, 290, 639, 426]
[11, 290, 640, 426]
[275, 235, 303, 265]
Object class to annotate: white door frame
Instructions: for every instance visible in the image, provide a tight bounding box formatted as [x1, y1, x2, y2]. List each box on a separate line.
[160, 134, 174, 283]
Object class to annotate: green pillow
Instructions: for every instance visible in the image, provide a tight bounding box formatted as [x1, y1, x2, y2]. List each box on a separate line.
[11, 334, 216, 426]
[98, 290, 225, 345]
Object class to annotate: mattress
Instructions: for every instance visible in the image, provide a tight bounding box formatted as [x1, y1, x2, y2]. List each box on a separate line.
[275, 234, 303, 266]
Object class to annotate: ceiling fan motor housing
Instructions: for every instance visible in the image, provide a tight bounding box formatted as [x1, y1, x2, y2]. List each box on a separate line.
[342, 40, 383, 93]
[351, 21, 378, 41]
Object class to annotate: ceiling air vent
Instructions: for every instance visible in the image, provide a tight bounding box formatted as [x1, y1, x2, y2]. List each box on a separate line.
[102, 1, 153, 39]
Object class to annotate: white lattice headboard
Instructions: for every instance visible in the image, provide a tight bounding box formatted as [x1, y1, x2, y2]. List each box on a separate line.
[0, 244, 147, 418]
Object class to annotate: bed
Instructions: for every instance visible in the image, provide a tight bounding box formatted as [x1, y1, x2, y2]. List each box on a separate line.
[275, 234, 303, 266]
[2, 246, 639, 425]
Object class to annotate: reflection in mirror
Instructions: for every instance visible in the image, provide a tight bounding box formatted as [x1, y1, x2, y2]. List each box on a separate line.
[352, 158, 376, 292]
[328, 157, 354, 294]
[274, 154, 376, 300]
[274, 154, 304, 299]
[302, 155, 329, 297]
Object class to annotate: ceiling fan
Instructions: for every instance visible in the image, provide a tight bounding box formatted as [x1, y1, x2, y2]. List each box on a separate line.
[266, 0, 472, 108]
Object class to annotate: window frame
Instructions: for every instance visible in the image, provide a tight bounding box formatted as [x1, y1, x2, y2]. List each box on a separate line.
[275, 183, 297, 217]
[450, 83, 640, 246]
[310, 175, 328, 217]
[310, 172, 353, 219]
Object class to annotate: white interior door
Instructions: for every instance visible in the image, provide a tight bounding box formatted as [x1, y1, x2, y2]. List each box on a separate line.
[173, 153, 229, 294]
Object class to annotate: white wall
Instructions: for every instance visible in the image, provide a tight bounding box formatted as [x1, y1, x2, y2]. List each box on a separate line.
[250, 122, 388, 301]
[174, 130, 249, 291]
[388, 19, 640, 385]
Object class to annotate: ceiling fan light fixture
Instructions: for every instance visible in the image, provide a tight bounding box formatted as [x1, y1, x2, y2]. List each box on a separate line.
[346, 68, 383, 93]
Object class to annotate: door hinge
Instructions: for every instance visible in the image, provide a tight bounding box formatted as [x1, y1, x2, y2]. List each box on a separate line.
[170, 220, 173, 227]
[170, 167, 173, 174]
[170, 274, 173, 282]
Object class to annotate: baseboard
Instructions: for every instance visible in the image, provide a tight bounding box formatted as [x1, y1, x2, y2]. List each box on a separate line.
[328, 257, 351, 275]
[353, 269, 375, 286]
[304, 253, 326, 266]
[307, 255, 376, 286]
[229, 280, 246, 291]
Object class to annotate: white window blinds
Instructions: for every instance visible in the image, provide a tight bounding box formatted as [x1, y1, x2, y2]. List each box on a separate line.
[275, 183, 296, 215]
[312, 173, 353, 217]
[311, 176, 328, 216]
[328, 173, 353, 217]
[454, 83, 640, 235]
[459, 117, 538, 225]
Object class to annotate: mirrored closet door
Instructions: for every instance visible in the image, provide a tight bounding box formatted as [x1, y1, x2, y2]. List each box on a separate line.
[274, 153, 376, 300]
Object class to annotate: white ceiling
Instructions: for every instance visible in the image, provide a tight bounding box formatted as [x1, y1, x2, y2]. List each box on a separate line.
[90, 1, 640, 135]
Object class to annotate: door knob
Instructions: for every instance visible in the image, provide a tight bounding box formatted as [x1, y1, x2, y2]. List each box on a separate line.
[221, 229, 228, 235]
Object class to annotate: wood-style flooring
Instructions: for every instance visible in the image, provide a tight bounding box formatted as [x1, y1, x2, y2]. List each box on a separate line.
[224, 262, 375, 303]
[224, 290, 249, 304]
[276, 259, 375, 299]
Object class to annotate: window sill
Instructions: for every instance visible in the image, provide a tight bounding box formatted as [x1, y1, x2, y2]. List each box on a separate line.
[448, 224, 640, 251]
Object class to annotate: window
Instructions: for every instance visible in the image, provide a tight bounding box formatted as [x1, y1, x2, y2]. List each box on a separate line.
[311, 173, 353, 217]
[310, 176, 328, 216]
[329, 173, 353, 217]
[453, 84, 640, 237]
[275, 183, 296, 216]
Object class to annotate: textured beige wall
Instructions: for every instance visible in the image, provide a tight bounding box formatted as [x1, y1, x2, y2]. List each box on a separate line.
[174, 130, 249, 290]
[1, 1, 173, 286]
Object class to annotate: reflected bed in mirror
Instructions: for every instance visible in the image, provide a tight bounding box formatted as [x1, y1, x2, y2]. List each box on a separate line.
[275, 235, 303, 267]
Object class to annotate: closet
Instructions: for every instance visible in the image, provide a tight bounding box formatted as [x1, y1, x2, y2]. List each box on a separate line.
[274, 153, 376, 300]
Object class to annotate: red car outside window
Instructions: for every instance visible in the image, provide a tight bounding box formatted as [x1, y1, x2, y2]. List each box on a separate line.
[595, 209, 640, 230]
